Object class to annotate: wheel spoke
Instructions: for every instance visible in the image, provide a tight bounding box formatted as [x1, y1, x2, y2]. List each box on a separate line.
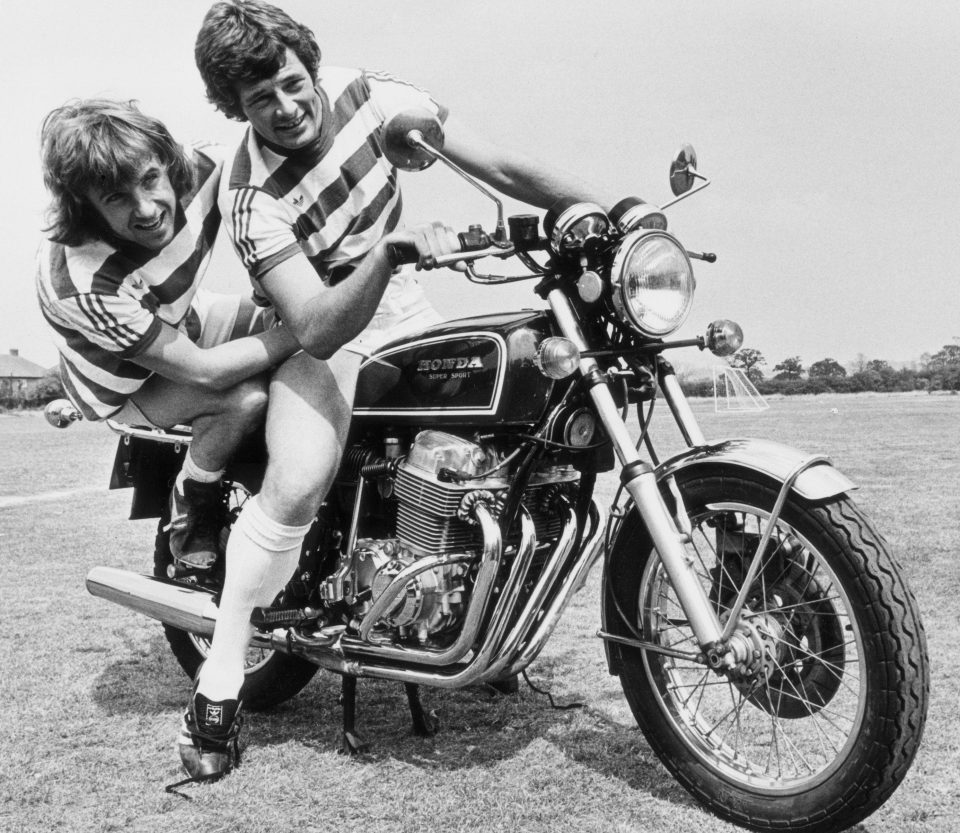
[638, 497, 868, 792]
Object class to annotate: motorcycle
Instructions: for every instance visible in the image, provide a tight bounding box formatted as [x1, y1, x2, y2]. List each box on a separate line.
[46, 109, 928, 832]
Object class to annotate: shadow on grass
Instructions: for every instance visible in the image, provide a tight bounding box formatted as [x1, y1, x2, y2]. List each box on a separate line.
[90, 632, 696, 813]
[90, 633, 191, 715]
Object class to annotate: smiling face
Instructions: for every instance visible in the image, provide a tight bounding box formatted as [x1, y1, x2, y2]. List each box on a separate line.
[85, 155, 177, 251]
[236, 48, 322, 151]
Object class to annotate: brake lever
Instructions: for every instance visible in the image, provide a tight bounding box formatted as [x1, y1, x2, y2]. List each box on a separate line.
[432, 243, 517, 269]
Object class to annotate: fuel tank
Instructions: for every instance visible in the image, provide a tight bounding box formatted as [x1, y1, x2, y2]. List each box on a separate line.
[353, 310, 561, 427]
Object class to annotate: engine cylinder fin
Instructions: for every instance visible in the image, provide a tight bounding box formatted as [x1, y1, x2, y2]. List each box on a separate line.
[395, 464, 567, 556]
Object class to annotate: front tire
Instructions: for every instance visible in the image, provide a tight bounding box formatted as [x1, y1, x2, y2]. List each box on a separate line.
[606, 467, 928, 833]
[154, 482, 318, 711]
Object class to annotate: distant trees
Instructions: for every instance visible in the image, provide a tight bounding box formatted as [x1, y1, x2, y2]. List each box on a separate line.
[729, 348, 767, 383]
[809, 358, 847, 380]
[773, 356, 804, 380]
[925, 342, 960, 390]
[713, 342, 960, 395]
[31, 369, 66, 404]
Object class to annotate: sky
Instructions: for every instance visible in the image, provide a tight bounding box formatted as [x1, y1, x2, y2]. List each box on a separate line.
[2, 0, 958, 371]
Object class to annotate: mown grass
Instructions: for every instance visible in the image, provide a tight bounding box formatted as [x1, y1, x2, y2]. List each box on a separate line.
[1, 393, 957, 833]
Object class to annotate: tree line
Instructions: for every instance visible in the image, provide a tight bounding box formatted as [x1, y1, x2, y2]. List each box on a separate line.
[720, 342, 960, 395]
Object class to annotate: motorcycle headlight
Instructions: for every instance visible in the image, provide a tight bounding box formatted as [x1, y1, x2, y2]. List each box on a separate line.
[610, 230, 696, 336]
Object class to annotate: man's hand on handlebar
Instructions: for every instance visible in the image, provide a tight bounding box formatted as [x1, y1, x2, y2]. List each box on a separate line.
[380, 221, 460, 271]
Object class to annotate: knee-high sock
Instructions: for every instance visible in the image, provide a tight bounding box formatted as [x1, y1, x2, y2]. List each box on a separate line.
[197, 495, 312, 702]
[175, 447, 223, 491]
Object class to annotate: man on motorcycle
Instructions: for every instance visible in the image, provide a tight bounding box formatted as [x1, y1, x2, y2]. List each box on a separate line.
[36, 99, 302, 570]
[185, 0, 614, 781]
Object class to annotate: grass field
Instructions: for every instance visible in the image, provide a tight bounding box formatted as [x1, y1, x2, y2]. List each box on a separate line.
[1, 392, 958, 833]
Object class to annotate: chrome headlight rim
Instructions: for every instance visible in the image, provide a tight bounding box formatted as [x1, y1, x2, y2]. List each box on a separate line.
[546, 201, 611, 255]
[610, 229, 696, 337]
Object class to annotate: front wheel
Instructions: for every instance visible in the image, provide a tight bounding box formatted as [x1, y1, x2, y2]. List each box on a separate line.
[606, 468, 928, 833]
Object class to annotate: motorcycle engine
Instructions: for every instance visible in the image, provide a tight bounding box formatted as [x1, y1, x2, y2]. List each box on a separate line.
[320, 430, 577, 644]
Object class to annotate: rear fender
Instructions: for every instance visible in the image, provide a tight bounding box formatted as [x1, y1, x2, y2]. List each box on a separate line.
[108, 422, 266, 520]
[109, 434, 186, 520]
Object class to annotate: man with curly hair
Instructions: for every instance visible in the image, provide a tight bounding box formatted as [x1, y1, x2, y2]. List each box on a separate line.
[183, 0, 613, 781]
[36, 99, 302, 571]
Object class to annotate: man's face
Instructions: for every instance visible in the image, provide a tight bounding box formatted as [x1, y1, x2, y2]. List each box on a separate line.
[236, 48, 322, 151]
[86, 155, 177, 251]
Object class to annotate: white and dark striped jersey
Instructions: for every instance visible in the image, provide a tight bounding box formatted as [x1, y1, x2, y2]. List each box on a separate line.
[221, 67, 447, 292]
[36, 143, 226, 419]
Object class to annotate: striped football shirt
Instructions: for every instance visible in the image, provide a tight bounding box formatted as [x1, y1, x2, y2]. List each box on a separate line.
[221, 67, 447, 290]
[36, 143, 226, 420]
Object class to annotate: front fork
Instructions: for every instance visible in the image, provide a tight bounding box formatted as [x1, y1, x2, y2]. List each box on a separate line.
[548, 291, 725, 653]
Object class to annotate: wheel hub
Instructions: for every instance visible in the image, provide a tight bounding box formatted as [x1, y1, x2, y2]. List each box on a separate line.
[723, 610, 784, 686]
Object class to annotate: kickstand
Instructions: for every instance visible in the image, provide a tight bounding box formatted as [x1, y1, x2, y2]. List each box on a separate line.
[405, 683, 438, 736]
[339, 675, 369, 754]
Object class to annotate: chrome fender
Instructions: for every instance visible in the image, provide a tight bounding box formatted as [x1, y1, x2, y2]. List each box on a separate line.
[600, 438, 855, 675]
[654, 437, 856, 500]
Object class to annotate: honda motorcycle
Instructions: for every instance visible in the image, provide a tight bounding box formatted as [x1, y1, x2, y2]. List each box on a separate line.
[47, 109, 928, 832]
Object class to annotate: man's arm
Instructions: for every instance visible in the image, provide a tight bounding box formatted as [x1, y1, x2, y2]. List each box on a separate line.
[133, 322, 300, 390]
[440, 115, 617, 211]
[257, 222, 457, 360]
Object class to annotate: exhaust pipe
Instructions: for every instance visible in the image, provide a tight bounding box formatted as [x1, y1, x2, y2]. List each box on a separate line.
[86, 566, 219, 638]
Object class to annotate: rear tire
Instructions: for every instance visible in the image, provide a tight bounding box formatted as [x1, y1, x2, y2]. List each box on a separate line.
[607, 467, 928, 833]
[154, 481, 318, 711]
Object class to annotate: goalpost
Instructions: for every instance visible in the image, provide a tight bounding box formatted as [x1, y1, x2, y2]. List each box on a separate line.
[712, 365, 769, 413]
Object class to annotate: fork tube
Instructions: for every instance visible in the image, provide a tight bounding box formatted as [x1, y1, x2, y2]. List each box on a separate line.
[658, 358, 706, 448]
[548, 291, 724, 648]
[547, 290, 638, 464]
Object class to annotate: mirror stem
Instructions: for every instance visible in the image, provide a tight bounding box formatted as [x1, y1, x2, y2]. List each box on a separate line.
[660, 170, 712, 210]
[408, 133, 508, 242]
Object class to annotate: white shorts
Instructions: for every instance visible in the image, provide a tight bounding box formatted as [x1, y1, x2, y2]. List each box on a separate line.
[340, 271, 442, 358]
[111, 291, 266, 428]
[189, 289, 270, 347]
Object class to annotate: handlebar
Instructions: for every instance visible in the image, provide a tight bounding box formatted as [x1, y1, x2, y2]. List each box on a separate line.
[384, 226, 520, 270]
[44, 399, 82, 428]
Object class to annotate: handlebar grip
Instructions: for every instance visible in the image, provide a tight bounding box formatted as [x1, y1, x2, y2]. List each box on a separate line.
[384, 241, 421, 268]
[385, 227, 490, 269]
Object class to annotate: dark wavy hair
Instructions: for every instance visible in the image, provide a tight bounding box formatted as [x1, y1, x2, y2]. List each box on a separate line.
[40, 99, 193, 247]
[195, 0, 322, 121]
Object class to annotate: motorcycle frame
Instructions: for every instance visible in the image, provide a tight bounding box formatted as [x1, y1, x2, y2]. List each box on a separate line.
[95, 282, 859, 681]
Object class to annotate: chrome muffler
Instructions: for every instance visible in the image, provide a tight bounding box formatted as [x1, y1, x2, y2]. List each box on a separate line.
[85, 567, 271, 652]
[86, 567, 220, 637]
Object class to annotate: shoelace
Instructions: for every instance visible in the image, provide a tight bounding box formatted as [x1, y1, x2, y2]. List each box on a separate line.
[164, 731, 242, 799]
[164, 700, 243, 798]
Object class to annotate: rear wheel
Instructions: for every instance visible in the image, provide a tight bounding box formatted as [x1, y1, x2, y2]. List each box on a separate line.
[154, 480, 318, 711]
[607, 468, 928, 833]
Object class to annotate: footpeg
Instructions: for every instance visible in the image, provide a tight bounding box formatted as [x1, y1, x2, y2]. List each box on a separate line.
[250, 607, 314, 628]
[167, 561, 215, 579]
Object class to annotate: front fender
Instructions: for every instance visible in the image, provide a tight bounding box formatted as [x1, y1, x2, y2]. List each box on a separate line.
[600, 438, 855, 675]
[655, 437, 856, 500]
